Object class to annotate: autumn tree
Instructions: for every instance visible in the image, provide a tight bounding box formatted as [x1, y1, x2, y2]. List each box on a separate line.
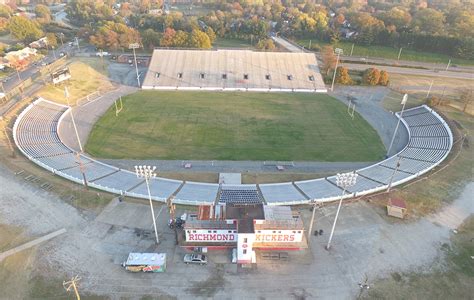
[335, 66, 353, 85]
[35, 4, 51, 24]
[0, 17, 8, 34]
[159, 28, 176, 47]
[378, 7, 411, 30]
[89, 21, 141, 50]
[206, 27, 216, 44]
[45, 32, 58, 48]
[188, 29, 211, 49]
[362, 68, 381, 86]
[378, 70, 389, 86]
[256, 38, 275, 50]
[411, 8, 446, 35]
[321, 45, 336, 76]
[0, 4, 12, 18]
[8, 16, 43, 42]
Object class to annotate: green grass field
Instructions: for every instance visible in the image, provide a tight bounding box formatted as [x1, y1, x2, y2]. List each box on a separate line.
[296, 39, 474, 66]
[85, 91, 385, 161]
[213, 37, 254, 49]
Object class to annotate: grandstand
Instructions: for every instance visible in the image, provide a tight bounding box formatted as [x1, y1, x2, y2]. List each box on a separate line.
[13, 98, 452, 206]
[141, 49, 327, 92]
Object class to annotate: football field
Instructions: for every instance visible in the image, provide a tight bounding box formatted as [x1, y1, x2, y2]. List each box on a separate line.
[85, 91, 385, 161]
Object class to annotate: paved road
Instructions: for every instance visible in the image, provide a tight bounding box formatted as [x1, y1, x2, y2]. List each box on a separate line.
[272, 36, 305, 53]
[344, 62, 474, 80]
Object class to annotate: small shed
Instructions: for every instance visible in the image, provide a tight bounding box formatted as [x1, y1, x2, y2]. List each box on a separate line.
[387, 198, 407, 219]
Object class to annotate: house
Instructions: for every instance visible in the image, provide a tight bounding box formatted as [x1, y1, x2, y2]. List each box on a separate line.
[29, 37, 49, 49]
[3, 47, 37, 67]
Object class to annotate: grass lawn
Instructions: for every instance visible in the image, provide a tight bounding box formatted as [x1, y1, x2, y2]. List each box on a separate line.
[213, 37, 254, 49]
[296, 38, 474, 66]
[37, 57, 114, 105]
[85, 91, 385, 161]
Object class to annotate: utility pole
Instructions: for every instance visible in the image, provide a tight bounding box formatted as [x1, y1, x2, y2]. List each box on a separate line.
[350, 43, 354, 56]
[426, 80, 434, 98]
[445, 59, 451, 71]
[330, 48, 343, 92]
[75, 37, 80, 51]
[63, 275, 81, 300]
[397, 47, 403, 61]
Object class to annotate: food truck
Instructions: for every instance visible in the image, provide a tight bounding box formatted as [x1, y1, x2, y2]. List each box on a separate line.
[122, 253, 166, 273]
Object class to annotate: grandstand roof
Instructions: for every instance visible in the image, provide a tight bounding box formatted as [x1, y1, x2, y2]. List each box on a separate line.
[142, 49, 327, 92]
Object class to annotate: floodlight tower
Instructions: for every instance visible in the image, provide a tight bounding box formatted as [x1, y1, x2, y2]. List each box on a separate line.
[326, 171, 358, 250]
[386, 94, 408, 157]
[129, 43, 141, 88]
[330, 48, 343, 92]
[135, 165, 159, 244]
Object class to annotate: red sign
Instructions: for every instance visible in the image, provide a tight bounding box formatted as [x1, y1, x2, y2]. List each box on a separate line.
[255, 234, 295, 243]
[188, 233, 236, 242]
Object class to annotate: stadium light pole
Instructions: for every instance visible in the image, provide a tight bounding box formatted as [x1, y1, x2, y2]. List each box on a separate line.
[129, 43, 141, 87]
[330, 48, 343, 92]
[64, 86, 83, 152]
[307, 201, 319, 246]
[326, 172, 358, 250]
[386, 94, 408, 158]
[387, 156, 402, 192]
[135, 165, 159, 245]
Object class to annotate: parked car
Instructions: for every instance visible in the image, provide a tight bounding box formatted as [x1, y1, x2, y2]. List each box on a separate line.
[183, 253, 207, 265]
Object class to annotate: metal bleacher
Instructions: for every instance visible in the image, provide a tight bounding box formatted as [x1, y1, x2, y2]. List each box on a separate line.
[13, 99, 453, 206]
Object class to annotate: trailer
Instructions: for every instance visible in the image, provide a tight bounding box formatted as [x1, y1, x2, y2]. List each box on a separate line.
[122, 253, 166, 273]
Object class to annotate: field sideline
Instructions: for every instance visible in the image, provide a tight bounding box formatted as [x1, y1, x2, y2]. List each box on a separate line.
[85, 91, 385, 161]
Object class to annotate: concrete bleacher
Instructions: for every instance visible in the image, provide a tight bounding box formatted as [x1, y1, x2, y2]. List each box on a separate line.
[13, 99, 453, 206]
[142, 49, 327, 93]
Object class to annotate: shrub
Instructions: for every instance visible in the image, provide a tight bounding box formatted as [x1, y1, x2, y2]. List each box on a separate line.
[362, 68, 380, 85]
[378, 70, 389, 86]
[335, 66, 353, 85]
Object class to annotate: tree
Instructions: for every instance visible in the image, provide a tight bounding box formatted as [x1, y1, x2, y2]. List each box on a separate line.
[142, 29, 161, 49]
[335, 66, 353, 85]
[450, 11, 474, 38]
[459, 88, 473, 112]
[188, 29, 211, 49]
[350, 12, 385, 45]
[378, 7, 411, 31]
[321, 45, 336, 76]
[159, 28, 176, 47]
[8, 16, 43, 42]
[0, 4, 12, 19]
[45, 32, 58, 48]
[89, 21, 141, 50]
[0, 17, 8, 34]
[378, 70, 389, 86]
[206, 27, 216, 44]
[411, 8, 446, 35]
[362, 68, 381, 85]
[256, 38, 275, 50]
[35, 4, 51, 24]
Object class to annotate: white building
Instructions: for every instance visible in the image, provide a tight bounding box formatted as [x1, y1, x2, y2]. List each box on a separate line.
[183, 203, 307, 264]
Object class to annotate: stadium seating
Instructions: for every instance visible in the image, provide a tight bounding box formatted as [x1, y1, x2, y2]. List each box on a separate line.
[13, 99, 453, 206]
